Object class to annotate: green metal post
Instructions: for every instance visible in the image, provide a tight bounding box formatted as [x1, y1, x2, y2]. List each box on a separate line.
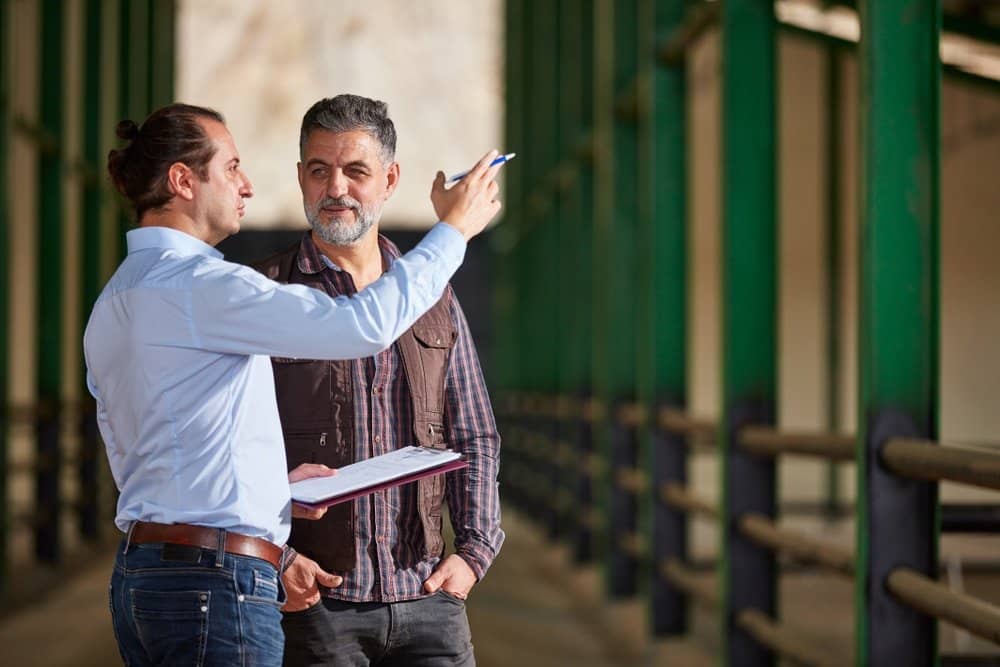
[572, 0, 597, 564]
[855, 1, 940, 664]
[149, 0, 175, 109]
[496, 0, 522, 506]
[720, 1, 777, 665]
[117, 0, 151, 249]
[607, 0, 642, 598]
[554, 0, 583, 544]
[36, 0, 66, 564]
[0, 0, 10, 593]
[536, 0, 561, 541]
[79, 0, 105, 541]
[649, 0, 689, 637]
[591, 0, 614, 582]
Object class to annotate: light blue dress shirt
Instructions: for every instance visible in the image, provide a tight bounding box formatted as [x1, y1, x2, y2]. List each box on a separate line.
[84, 223, 465, 546]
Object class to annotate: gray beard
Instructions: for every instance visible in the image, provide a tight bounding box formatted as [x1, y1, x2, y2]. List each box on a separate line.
[306, 197, 380, 247]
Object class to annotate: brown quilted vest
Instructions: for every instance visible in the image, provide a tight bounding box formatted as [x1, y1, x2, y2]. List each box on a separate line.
[254, 239, 455, 571]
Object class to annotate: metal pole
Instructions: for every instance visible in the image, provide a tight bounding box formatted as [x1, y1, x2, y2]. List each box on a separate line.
[720, 0, 778, 664]
[591, 0, 614, 587]
[606, 0, 641, 599]
[79, 0, 105, 542]
[649, 0, 689, 638]
[855, 1, 941, 664]
[35, 0, 65, 565]
[572, 0, 597, 565]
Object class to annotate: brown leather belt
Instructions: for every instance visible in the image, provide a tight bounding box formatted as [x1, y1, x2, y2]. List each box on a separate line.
[129, 521, 282, 570]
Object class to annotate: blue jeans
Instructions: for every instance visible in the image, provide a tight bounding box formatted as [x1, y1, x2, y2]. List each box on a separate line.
[281, 591, 474, 666]
[110, 540, 286, 666]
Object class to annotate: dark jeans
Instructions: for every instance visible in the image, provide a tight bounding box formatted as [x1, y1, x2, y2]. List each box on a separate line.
[110, 540, 285, 666]
[281, 592, 474, 667]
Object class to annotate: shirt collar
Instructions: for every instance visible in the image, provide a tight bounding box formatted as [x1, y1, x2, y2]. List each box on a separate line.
[126, 226, 224, 260]
[296, 232, 401, 275]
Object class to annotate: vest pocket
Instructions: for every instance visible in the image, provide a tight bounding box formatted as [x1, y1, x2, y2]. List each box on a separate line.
[270, 358, 333, 431]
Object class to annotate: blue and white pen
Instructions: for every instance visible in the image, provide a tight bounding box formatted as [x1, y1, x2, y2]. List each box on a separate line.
[446, 152, 516, 183]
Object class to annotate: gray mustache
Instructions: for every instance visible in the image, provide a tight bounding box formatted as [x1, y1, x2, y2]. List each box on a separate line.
[318, 196, 360, 211]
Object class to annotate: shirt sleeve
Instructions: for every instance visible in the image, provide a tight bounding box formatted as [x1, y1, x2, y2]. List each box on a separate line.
[188, 223, 466, 360]
[442, 291, 504, 580]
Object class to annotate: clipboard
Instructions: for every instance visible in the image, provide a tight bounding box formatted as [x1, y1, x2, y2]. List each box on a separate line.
[289, 446, 468, 510]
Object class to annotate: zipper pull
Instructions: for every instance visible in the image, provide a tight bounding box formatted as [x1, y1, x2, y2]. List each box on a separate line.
[319, 432, 327, 447]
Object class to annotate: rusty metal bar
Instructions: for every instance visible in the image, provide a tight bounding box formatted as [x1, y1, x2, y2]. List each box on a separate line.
[738, 512, 854, 576]
[658, 1, 720, 67]
[661, 558, 719, 608]
[887, 567, 1000, 645]
[882, 439, 1000, 492]
[739, 426, 855, 461]
[735, 608, 841, 667]
[615, 401, 647, 428]
[660, 482, 718, 520]
[657, 406, 716, 439]
[615, 467, 648, 494]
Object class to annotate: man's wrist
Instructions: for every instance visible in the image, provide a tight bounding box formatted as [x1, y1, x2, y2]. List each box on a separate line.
[280, 545, 298, 574]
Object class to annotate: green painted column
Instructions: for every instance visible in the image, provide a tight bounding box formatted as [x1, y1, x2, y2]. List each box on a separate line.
[855, 1, 940, 664]
[495, 0, 523, 507]
[590, 0, 614, 583]
[0, 0, 11, 592]
[606, 0, 641, 598]
[79, 0, 106, 541]
[36, 0, 66, 564]
[719, 1, 777, 665]
[554, 0, 582, 543]
[535, 0, 561, 541]
[649, 0, 689, 637]
[149, 0, 175, 109]
[117, 0, 151, 252]
[571, 0, 597, 564]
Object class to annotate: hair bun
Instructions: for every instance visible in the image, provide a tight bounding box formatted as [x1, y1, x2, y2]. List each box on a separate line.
[115, 119, 139, 141]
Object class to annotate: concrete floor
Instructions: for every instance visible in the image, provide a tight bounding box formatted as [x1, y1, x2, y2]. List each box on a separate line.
[1, 508, 997, 666]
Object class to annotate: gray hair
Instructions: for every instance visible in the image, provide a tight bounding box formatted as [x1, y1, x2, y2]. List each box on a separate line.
[299, 94, 397, 163]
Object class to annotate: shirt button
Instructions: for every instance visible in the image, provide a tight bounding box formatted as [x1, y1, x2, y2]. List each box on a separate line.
[374, 435, 381, 444]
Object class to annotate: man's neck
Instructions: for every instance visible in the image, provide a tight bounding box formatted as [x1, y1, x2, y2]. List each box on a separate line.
[140, 209, 223, 246]
[311, 229, 384, 290]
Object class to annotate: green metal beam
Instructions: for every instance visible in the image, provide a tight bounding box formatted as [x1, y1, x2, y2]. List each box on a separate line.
[36, 0, 66, 564]
[855, 1, 940, 664]
[720, 0, 778, 664]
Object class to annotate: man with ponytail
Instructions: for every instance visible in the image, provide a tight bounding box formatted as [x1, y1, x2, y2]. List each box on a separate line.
[84, 103, 503, 666]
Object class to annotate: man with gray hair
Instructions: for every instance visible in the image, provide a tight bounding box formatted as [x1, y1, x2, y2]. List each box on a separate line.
[255, 95, 504, 666]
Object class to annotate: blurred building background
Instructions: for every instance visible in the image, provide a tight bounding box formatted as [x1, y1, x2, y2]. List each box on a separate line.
[2, 1, 1000, 665]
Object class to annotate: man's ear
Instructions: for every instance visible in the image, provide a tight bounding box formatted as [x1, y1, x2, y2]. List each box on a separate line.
[297, 161, 305, 191]
[384, 161, 400, 200]
[167, 162, 196, 201]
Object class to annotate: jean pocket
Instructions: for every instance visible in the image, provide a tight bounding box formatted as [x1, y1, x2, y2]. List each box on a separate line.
[239, 566, 283, 608]
[436, 589, 467, 605]
[131, 589, 209, 666]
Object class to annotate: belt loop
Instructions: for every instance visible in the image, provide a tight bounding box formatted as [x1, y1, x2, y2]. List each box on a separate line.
[215, 528, 226, 567]
[124, 522, 137, 554]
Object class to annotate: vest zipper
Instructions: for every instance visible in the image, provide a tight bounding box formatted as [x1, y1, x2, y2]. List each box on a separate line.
[319, 432, 327, 447]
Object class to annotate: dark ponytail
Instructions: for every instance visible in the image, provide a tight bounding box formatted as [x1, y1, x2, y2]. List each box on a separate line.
[107, 103, 225, 220]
